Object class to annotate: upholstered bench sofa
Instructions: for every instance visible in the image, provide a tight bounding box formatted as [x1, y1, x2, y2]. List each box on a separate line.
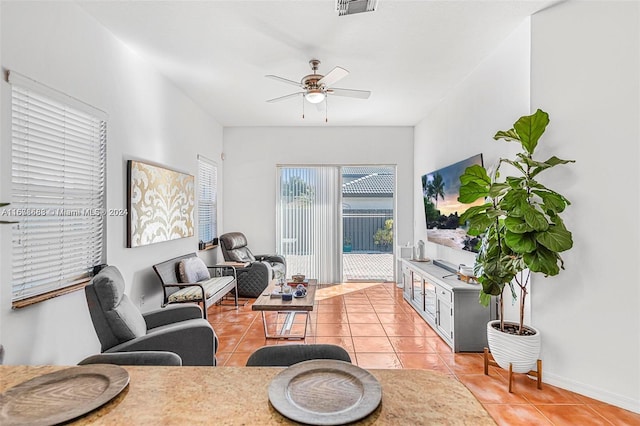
[153, 253, 238, 319]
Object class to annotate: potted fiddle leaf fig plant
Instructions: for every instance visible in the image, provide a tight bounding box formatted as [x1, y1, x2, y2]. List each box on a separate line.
[457, 109, 574, 373]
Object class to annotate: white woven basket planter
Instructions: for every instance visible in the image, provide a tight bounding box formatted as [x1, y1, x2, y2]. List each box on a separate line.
[487, 320, 541, 373]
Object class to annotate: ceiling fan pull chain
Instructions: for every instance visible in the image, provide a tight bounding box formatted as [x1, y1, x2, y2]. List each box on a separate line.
[325, 96, 328, 123]
[302, 93, 305, 119]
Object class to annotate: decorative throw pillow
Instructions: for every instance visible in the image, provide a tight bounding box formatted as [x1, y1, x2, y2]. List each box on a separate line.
[178, 257, 210, 283]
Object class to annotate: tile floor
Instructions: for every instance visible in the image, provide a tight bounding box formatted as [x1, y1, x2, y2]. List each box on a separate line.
[208, 282, 639, 426]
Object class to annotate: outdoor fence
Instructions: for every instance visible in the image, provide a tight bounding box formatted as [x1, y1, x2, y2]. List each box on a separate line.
[279, 208, 393, 254]
[343, 209, 393, 253]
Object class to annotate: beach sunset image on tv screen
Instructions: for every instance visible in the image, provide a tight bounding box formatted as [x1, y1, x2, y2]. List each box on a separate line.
[421, 154, 484, 252]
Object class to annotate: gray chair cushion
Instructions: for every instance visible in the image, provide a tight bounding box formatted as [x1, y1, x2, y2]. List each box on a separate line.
[78, 351, 183, 366]
[246, 344, 352, 367]
[270, 262, 286, 280]
[178, 257, 210, 283]
[91, 266, 147, 342]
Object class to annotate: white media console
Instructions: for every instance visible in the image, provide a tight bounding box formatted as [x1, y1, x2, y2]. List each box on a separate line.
[401, 259, 496, 352]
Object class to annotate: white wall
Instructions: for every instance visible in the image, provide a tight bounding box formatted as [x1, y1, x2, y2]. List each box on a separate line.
[413, 20, 531, 323]
[530, 0, 639, 412]
[222, 126, 413, 269]
[0, 2, 223, 365]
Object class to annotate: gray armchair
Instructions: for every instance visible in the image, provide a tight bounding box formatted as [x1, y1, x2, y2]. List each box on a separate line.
[219, 232, 286, 297]
[85, 265, 218, 366]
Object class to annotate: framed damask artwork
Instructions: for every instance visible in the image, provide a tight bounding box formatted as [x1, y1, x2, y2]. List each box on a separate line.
[127, 160, 195, 247]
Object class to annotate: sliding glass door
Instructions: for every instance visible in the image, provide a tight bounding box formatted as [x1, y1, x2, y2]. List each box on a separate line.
[342, 166, 395, 282]
[276, 166, 342, 283]
[277, 165, 396, 283]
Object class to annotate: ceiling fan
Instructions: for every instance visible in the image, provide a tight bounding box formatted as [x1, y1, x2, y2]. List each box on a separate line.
[265, 59, 371, 112]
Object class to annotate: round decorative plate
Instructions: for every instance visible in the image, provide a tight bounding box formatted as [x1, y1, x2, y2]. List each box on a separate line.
[268, 359, 382, 425]
[0, 364, 130, 426]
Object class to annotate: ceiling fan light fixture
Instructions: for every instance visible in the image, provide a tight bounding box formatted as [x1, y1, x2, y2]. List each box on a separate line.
[305, 89, 325, 104]
[336, 0, 378, 16]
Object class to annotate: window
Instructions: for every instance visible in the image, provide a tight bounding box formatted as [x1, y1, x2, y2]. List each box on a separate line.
[8, 71, 107, 307]
[198, 155, 217, 246]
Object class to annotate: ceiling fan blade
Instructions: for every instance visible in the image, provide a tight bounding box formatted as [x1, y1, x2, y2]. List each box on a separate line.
[265, 75, 302, 87]
[329, 88, 371, 99]
[266, 92, 304, 103]
[318, 66, 349, 87]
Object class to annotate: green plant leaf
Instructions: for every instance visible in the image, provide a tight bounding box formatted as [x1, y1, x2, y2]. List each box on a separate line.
[458, 181, 488, 204]
[504, 216, 532, 233]
[532, 190, 568, 214]
[478, 291, 493, 307]
[524, 245, 560, 276]
[536, 225, 573, 252]
[494, 129, 521, 143]
[500, 188, 527, 211]
[501, 159, 526, 175]
[505, 176, 525, 189]
[488, 183, 509, 198]
[459, 203, 490, 223]
[513, 109, 549, 154]
[543, 156, 575, 167]
[467, 215, 494, 236]
[504, 230, 537, 253]
[529, 156, 576, 178]
[459, 164, 490, 185]
[523, 205, 549, 231]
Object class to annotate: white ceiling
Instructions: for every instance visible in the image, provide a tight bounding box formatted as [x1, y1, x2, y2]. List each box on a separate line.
[78, 0, 557, 126]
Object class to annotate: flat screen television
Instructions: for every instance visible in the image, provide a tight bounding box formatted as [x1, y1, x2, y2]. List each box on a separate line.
[421, 153, 484, 252]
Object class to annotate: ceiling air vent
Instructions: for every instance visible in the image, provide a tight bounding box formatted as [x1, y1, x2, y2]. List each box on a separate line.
[336, 0, 378, 16]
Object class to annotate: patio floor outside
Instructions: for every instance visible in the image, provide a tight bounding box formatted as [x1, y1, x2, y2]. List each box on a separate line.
[285, 253, 394, 282]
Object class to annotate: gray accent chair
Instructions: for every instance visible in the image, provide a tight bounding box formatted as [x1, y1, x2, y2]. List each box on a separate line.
[246, 344, 352, 367]
[219, 232, 286, 297]
[78, 351, 182, 366]
[85, 265, 218, 366]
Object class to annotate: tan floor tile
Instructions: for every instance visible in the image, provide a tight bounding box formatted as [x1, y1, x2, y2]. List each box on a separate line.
[347, 312, 380, 323]
[388, 336, 436, 353]
[382, 323, 426, 337]
[217, 336, 241, 352]
[235, 337, 269, 353]
[483, 404, 552, 425]
[376, 313, 414, 323]
[315, 323, 351, 337]
[535, 404, 612, 426]
[316, 312, 349, 324]
[314, 336, 354, 352]
[350, 323, 387, 337]
[223, 351, 251, 367]
[396, 353, 451, 373]
[345, 304, 376, 313]
[352, 336, 394, 352]
[589, 402, 640, 425]
[458, 374, 528, 404]
[355, 352, 403, 369]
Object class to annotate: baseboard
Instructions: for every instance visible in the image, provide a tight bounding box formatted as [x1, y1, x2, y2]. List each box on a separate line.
[544, 371, 640, 414]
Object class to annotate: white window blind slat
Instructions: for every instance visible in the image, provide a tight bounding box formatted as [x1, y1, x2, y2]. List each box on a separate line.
[276, 167, 341, 283]
[197, 156, 217, 243]
[10, 75, 107, 303]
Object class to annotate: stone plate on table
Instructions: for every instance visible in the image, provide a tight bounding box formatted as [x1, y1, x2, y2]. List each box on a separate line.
[0, 364, 129, 426]
[268, 359, 382, 425]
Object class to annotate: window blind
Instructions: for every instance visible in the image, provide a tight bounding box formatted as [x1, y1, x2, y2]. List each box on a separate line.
[276, 166, 341, 283]
[198, 156, 217, 243]
[9, 73, 107, 303]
